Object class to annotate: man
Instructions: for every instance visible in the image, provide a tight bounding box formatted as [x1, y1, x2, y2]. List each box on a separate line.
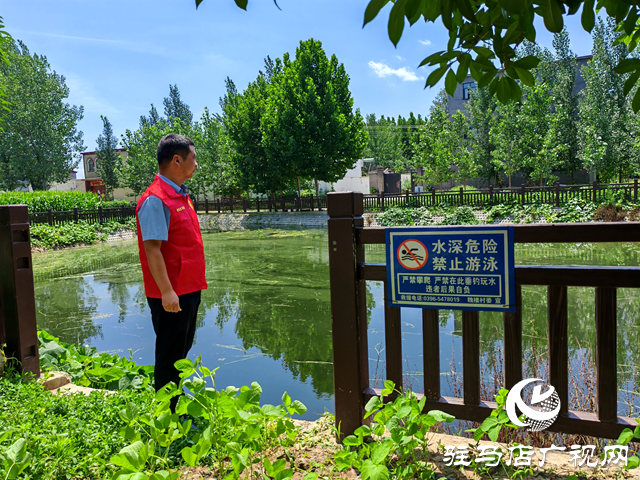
[135, 133, 207, 410]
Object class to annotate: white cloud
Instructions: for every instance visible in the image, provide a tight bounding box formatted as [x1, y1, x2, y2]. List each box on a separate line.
[395, 55, 405, 61]
[419, 39, 432, 46]
[12, 30, 169, 56]
[368, 61, 424, 82]
[64, 73, 119, 117]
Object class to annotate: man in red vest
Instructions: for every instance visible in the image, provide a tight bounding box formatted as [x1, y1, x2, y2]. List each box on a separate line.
[135, 134, 207, 411]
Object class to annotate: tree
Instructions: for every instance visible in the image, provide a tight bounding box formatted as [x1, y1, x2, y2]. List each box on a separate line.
[490, 98, 521, 188]
[262, 39, 367, 197]
[205, 0, 640, 113]
[163, 84, 193, 127]
[139, 104, 162, 129]
[221, 70, 293, 196]
[411, 106, 455, 190]
[362, 114, 405, 170]
[578, 17, 636, 183]
[466, 86, 498, 186]
[0, 41, 84, 191]
[95, 115, 120, 199]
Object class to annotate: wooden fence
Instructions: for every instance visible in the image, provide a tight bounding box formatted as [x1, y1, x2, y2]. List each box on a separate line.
[365, 180, 640, 211]
[327, 191, 640, 440]
[191, 195, 326, 213]
[28, 205, 136, 226]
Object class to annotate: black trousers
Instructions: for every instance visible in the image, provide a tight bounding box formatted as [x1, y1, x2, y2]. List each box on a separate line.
[147, 290, 201, 411]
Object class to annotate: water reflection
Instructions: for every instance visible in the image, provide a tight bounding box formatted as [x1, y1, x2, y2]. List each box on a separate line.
[31, 232, 640, 418]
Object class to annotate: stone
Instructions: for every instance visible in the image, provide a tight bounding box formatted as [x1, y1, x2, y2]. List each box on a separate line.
[41, 371, 71, 390]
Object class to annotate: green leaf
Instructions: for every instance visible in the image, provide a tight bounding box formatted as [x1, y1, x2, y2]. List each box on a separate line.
[456, 54, 471, 83]
[632, 88, 640, 113]
[445, 69, 457, 96]
[174, 358, 193, 372]
[617, 428, 635, 445]
[514, 67, 535, 87]
[480, 416, 498, 430]
[511, 55, 540, 69]
[364, 0, 390, 27]
[342, 435, 362, 447]
[615, 59, 640, 74]
[365, 396, 383, 415]
[290, 400, 307, 415]
[282, 392, 292, 407]
[302, 473, 319, 480]
[428, 410, 455, 423]
[361, 462, 390, 480]
[233, 0, 248, 10]
[487, 424, 500, 442]
[626, 69, 640, 97]
[425, 65, 449, 88]
[388, 0, 407, 47]
[495, 76, 511, 104]
[180, 446, 198, 467]
[478, 70, 496, 89]
[627, 455, 640, 469]
[472, 46, 495, 58]
[111, 441, 145, 471]
[370, 440, 392, 464]
[354, 425, 372, 437]
[541, 0, 564, 33]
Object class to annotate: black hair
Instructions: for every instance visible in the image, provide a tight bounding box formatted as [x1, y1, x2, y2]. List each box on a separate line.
[157, 134, 195, 166]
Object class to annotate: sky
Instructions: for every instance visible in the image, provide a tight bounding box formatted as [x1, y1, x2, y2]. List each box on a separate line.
[3, 0, 596, 179]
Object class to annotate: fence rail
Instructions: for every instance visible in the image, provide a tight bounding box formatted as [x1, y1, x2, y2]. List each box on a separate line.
[28, 206, 136, 225]
[365, 180, 640, 211]
[327, 191, 640, 441]
[191, 195, 326, 214]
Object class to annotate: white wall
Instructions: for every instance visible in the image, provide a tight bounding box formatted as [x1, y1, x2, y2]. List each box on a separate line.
[49, 179, 85, 192]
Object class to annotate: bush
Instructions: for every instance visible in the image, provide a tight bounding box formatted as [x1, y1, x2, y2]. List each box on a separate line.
[30, 218, 136, 248]
[0, 191, 130, 213]
[594, 205, 627, 222]
[440, 206, 479, 225]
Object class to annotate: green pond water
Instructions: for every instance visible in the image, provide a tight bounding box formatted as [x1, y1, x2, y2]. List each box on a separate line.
[32, 230, 640, 419]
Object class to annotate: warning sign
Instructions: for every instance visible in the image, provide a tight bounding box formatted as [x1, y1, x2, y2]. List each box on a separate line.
[396, 239, 428, 270]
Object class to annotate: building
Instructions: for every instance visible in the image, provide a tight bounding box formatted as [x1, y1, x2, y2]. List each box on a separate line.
[447, 55, 592, 116]
[81, 149, 135, 200]
[49, 170, 85, 193]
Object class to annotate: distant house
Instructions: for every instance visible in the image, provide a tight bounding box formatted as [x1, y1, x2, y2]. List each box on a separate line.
[447, 55, 592, 116]
[81, 149, 135, 200]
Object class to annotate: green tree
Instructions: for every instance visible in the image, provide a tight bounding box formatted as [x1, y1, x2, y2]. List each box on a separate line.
[163, 84, 193, 127]
[362, 114, 404, 170]
[139, 104, 162, 129]
[95, 115, 120, 199]
[467, 86, 498, 186]
[490, 99, 521, 188]
[262, 39, 367, 197]
[450, 111, 475, 186]
[221, 70, 292, 196]
[411, 106, 455, 190]
[578, 17, 636, 183]
[0, 41, 84, 191]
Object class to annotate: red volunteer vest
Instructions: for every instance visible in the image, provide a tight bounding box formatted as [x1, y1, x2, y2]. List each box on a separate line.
[136, 175, 207, 298]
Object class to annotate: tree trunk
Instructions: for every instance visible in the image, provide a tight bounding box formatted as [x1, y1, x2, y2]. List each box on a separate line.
[440, 181, 443, 192]
[619, 166, 623, 184]
[508, 174, 512, 189]
[315, 178, 319, 198]
[296, 176, 301, 198]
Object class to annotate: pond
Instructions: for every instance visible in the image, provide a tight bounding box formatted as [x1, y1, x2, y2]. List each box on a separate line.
[32, 229, 640, 420]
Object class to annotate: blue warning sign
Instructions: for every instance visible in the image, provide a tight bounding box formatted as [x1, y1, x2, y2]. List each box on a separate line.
[386, 226, 515, 312]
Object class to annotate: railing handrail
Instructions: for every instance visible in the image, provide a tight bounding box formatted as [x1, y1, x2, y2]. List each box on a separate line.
[327, 191, 640, 441]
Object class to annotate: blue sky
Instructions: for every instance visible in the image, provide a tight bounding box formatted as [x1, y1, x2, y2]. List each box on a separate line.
[3, 0, 595, 178]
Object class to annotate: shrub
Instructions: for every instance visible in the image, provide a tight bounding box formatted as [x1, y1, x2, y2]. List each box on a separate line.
[594, 205, 627, 222]
[0, 191, 130, 213]
[440, 206, 479, 225]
